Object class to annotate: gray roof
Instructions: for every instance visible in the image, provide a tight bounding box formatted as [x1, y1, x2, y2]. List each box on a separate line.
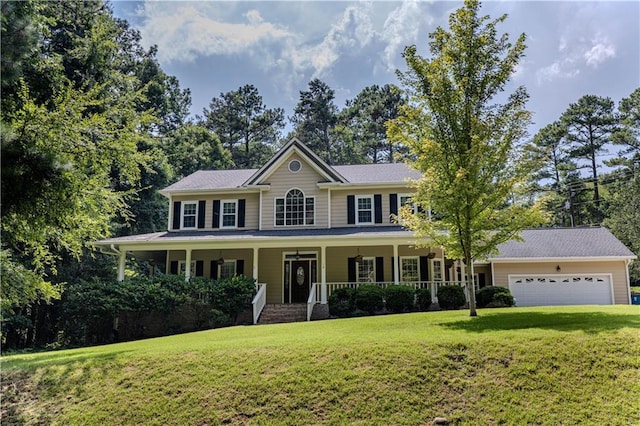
[334, 163, 421, 183]
[95, 226, 415, 245]
[162, 163, 420, 192]
[491, 227, 636, 259]
[163, 169, 258, 191]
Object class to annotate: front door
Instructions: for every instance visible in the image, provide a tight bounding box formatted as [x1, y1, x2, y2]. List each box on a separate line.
[291, 261, 310, 303]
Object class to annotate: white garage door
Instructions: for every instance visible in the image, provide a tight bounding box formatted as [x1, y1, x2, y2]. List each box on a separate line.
[508, 275, 613, 307]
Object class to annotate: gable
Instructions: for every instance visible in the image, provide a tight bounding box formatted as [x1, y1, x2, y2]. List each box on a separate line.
[244, 138, 346, 186]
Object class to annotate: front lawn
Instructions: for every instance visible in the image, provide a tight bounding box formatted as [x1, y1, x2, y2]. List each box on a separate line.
[3, 306, 639, 425]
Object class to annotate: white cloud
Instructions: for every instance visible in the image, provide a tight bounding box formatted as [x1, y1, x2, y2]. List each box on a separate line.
[135, 1, 434, 92]
[283, 3, 376, 79]
[380, 0, 426, 72]
[139, 3, 291, 63]
[584, 34, 616, 67]
[536, 61, 580, 84]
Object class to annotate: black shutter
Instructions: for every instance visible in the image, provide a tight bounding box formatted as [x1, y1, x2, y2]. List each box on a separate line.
[348, 257, 356, 282]
[374, 194, 382, 223]
[172, 201, 181, 230]
[479, 273, 486, 288]
[419, 256, 429, 282]
[375, 257, 384, 282]
[197, 200, 206, 229]
[389, 193, 398, 221]
[238, 199, 246, 228]
[212, 200, 220, 228]
[195, 260, 204, 277]
[347, 195, 355, 224]
[236, 259, 244, 276]
[170, 261, 178, 275]
[391, 257, 395, 281]
[210, 261, 218, 279]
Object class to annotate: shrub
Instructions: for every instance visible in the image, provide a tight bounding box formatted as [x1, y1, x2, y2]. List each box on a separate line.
[210, 275, 256, 325]
[355, 284, 385, 314]
[415, 287, 432, 311]
[475, 286, 514, 308]
[328, 287, 357, 317]
[384, 285, 415, 313]
[437, 285, 466, 310]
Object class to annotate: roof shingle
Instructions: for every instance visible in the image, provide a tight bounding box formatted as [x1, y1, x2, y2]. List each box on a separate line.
[491, 227, 635, 259]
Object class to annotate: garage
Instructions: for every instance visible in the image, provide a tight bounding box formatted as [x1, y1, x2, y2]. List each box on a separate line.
[508, 274, 613, 306]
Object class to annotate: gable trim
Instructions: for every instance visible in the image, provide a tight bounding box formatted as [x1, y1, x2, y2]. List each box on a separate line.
[243, 138, 347, 186]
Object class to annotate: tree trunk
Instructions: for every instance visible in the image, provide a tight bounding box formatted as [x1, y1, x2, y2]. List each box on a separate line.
[466, 255, 478, 317]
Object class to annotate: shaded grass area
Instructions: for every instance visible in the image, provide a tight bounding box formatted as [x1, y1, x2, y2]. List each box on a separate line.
[3, 306, 640, 425]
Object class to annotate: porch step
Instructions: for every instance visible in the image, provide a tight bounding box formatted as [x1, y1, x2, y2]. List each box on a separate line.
[258, 304, 307, 324]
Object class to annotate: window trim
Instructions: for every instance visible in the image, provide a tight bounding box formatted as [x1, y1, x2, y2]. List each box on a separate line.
[220, 199, 238, 229]
[355, 195, 374, 225]
[180, 201, 198, 230]
[356, 257, 376, 283]
[400, 256, 420, 282]
[274, 188, 316, 227]
[288, 159, 302, 173]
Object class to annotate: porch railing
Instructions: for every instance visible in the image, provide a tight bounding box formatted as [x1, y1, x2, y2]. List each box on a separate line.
[252, 283, 267, 324]
[307, 282, 318, 321]
[314, 281, 470, 304]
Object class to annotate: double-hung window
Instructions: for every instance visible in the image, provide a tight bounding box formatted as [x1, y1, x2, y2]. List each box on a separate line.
[399, 194, 417, 214]
[275, 189, 315, 226]
[218, 260, 236, 279]
[400, 257, 419, 282]
[221, 200, 237, 228]
[356, 196, 373, 224]
[178, 260, 196, 275]
[181, 202, 197, 229]
[357, 257, 376, 283]
[431, 259, 443, 281]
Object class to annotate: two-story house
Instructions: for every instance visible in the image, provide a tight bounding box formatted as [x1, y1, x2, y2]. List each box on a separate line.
[95, 139, 636, 322]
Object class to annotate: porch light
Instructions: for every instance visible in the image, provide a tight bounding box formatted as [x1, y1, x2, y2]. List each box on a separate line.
[354, 249, 363, 263]
[427, 248, 436, 259]
[217, 251, 224, 265]
[295, 250, 301, 260]
[556, 265, 561, 272]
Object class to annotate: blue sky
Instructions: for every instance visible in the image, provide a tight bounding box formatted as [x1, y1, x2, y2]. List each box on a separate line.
[111, 1, 639, 138]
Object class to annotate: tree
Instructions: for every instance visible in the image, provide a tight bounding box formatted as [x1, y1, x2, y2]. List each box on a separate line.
[604, 174, 640, 284]
[290, 78, 339, 164]
[560, 95, 617, 222]
[165, 123, 233, 179]
[388, 0, 547, 316]
[527, 122, 586, 226]
[610, 88, 640, 170]
[340, 84, 406, 163]
[203, 84, 284, 168]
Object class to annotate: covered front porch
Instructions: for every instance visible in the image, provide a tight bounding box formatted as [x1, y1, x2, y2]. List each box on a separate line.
[98, 227, 490, 323]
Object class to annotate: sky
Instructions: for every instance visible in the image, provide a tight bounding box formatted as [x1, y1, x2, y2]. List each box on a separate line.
[110, 0, 640, 138]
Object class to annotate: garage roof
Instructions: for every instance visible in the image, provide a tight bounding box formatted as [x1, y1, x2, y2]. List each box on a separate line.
[491, 227, 636, 260]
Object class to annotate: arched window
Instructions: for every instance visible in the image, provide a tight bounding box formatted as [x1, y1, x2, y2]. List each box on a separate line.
[275, 189, 315, 226]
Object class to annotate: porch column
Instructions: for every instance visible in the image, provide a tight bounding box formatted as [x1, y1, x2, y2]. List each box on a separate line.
[117, 250, 126, 282]
[184, 248, 192, 282]
[320, 245, 327, 304]
[253, 247, 259, 281]
[393, 243, 399, 285]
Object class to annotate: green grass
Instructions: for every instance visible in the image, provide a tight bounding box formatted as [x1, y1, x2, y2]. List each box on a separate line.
[3, 306, 640, 425]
